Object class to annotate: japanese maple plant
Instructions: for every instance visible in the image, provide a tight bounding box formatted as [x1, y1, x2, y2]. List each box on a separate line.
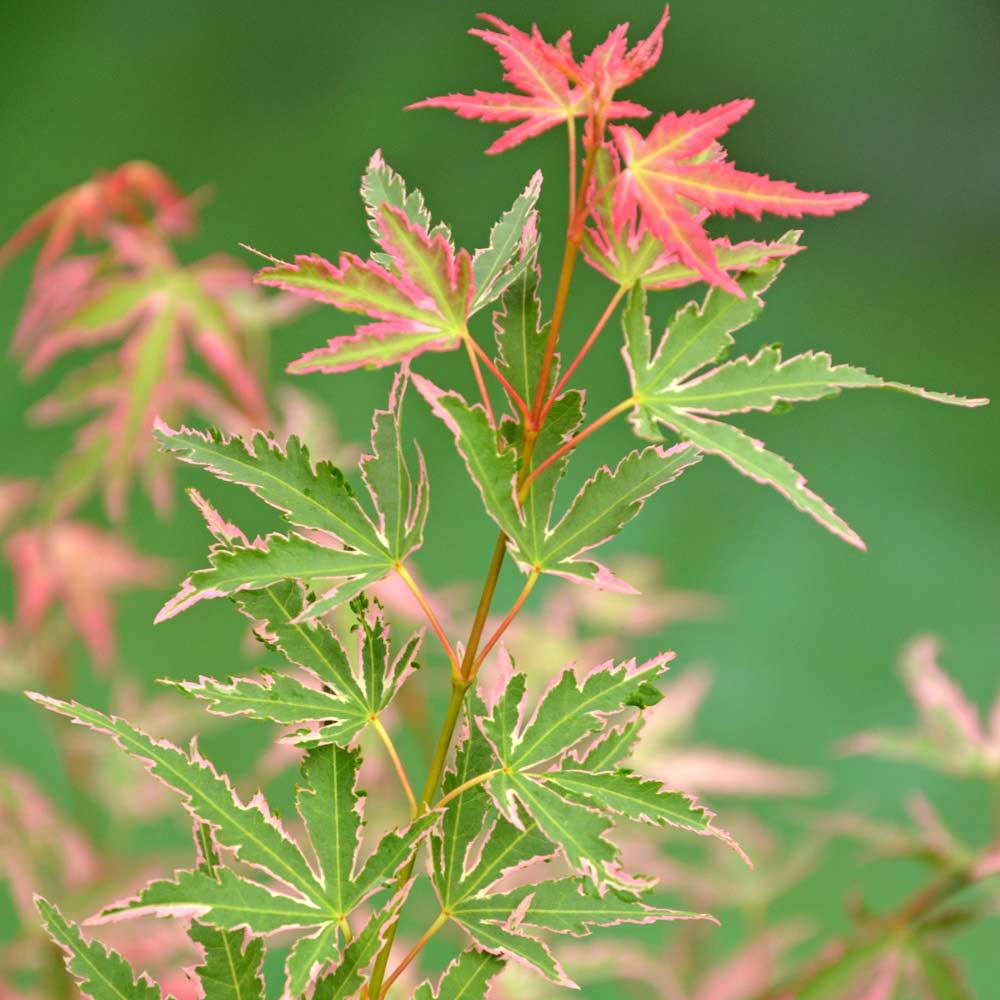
[11, 7, 994, 1000]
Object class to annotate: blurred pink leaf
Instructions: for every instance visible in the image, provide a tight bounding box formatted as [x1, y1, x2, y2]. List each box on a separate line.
[843, 636, 1000, 778]
[5, 522, 168, 665]
[0, 161, 194, 276]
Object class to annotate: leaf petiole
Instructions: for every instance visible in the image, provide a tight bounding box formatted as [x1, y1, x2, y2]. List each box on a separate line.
[378, 910, 449, 999]
[519, 399, 634, 499]
[394, 562, 459, 672]
[370, 715, 418, 819]
[471, 569, 540, 676]
[541, 283, 629, 420]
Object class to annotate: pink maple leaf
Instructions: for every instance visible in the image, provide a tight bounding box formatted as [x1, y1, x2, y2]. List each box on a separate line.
[0, 479, 35, 534]
[610, 99, 868, 294]
[22, 242, 276, 519]
[842, 636, 1000, 778]
[254, 203, 474, 374]
[5, 522, 168, 665]
[582, 143, 806, 290]
[407, 11, 659, 153]
[0, 161, 194, 276]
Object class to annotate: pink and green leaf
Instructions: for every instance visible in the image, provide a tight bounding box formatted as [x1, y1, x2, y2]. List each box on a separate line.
[611, 97, 867, 292]
[36, 897, 163, 1000]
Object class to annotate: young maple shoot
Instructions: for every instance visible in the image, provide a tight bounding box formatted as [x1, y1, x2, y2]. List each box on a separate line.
[18, 6, 991, 1000]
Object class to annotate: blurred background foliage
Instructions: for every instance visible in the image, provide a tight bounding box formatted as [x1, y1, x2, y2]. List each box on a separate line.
[1, 0, 997, 993]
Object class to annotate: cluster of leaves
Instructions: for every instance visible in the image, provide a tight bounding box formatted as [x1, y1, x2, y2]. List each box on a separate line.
[0, 162, 303, 669]
[6, 6, 993, 1000]
[0, 164, 306, 994]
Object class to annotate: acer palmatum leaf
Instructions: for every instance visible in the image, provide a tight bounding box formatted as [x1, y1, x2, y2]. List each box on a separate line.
[407, 12, 654, 153]
[842, 636, 1000, 778]
[582, 144, 806, 291]
[610, 99, 868, 295]
[36, 898, 164, 1000]
[23, 245, 277, 520]
[155, 374, 428, 621]
[255, 205, 472, 374]
[5, 522, 168, 666]
[0, 162, 194, 276]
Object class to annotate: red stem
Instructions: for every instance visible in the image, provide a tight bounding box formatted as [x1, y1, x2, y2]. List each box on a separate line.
[542, 283, 627, 420]
[472, 570, 539, 675]
[463, 336, 495, 427]
[520, 399, 633, 496]
[465, 334, 531, 421]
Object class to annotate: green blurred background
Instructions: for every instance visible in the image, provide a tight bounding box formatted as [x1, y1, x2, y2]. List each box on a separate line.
[1, 0, 998, 993]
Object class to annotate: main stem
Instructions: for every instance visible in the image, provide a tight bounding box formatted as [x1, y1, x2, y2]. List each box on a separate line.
[368, 123, 596, 999]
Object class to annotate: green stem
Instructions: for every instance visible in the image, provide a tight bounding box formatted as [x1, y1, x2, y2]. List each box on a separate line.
[368, 114, 607, 1000]
[434, 769, 499, 810]
[459, 531, 515, 682]
[366, 680, 469, 994]
[378, 911, 449, 999]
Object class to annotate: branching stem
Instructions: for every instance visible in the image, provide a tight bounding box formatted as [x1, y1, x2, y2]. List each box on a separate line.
[530, 138, 600, 425]
[433, 768, 499, 810]
[520, 399, 633, 496]
[542, 284, 628, 420]
[472, 569, 540, 676]
[463, 336, 495, 426]
[369, 110, 606, 1000]
[465, 333, 531, 421]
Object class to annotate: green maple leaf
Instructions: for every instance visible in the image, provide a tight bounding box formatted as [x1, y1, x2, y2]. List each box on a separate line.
[156, 372, 427, 621]
[413, 949, 506, 1000]
[27, 695, 434, 998]
[624, 257, 987, 548]
[473, 655, 744, 885]
[36, 897, 164, 1000]
[415, 377, 699, 591]
[166, 586, 421, 748]
[189, 921, 265, 1000]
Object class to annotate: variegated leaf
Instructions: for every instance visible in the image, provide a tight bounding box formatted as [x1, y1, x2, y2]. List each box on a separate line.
[312, 908, 397, 1000]
[27, 694, 323, 907]
[415, 378, 699, 591]
[481, 655, 669, 773]
[29, 696, 434, 963]
[469, 171, 542, 313]
[256, 170, 473, 375]
[624, 263, 987, 548]
[36, 897, 162, 1000]
[432, 708, 567, 986]
[515, 877, 706, 936]
[611, 99, 867, 295]
[492, 254, 552, 410]
[189, 921, 265, 1000]
[476, 655, 744, 884]
[413, 949, 505, 1000]
[408, 13, 653, 154]
[168, 589, 421, 748]
[361, 149, 450, 260]
[156, 372, 427, 621]
[284, 923, 339, 999]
